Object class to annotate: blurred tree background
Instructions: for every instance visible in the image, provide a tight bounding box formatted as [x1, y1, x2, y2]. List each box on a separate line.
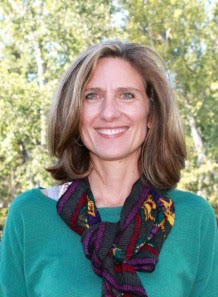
[0, 0, 217, 234]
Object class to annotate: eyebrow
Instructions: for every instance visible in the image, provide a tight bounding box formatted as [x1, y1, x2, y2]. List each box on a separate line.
[84, 87, 145, 94]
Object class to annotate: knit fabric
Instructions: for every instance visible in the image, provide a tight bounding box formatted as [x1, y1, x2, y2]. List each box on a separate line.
[57, 178, 175, 297]
[0, 188, 217, 297]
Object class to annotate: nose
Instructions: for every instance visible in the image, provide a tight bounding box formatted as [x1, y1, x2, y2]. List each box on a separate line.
[100, 94, 121, 121]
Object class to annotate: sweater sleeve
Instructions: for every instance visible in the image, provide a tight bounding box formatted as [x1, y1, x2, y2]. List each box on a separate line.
[0, 198, 28, 297]
[189, 201, 218, 297]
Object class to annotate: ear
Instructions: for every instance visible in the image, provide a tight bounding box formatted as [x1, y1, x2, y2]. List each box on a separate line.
[147, 114, 152, 129]
[147, 120, 152, 129]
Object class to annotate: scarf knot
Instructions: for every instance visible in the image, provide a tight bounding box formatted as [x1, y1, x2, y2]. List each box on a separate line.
[57, 178, 175, 297]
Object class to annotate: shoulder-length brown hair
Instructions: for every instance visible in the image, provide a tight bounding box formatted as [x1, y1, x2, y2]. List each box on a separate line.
[47, 40, 186, 190]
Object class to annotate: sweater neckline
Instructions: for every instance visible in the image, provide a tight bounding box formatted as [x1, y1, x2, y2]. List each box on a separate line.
[37, 187, 122, 210]
[36, 187, 122, 222]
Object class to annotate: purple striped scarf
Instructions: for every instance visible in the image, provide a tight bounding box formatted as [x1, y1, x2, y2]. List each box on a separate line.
[57, 178, 175, 297]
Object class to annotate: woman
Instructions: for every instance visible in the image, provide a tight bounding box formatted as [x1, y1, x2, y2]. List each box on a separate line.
[0, 40, 217, 297]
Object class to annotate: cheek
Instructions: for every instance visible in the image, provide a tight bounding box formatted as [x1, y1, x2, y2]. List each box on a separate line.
[135, 106, 150, 126]
[79, 113, 88, 143]
[80, 104, 98, 126]
[79, 126, 90, 149]
[80, 120, 89, 140]
[135, 109, 150, 140]
[80, 107, 91, 132]
[79, 112, 95, 145]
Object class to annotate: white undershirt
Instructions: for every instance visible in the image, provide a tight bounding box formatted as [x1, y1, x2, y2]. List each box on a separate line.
[45, 183, 71, 201]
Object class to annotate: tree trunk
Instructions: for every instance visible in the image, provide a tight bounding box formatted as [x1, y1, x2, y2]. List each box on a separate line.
[32, 34, 47, 147]
[187, 113, 207, 166]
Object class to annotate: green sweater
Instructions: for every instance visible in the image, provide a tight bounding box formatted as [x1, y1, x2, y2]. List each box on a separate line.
[0, 188, 217, 297]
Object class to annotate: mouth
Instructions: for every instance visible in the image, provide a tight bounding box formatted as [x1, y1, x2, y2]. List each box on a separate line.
[95, 127, 128, 137]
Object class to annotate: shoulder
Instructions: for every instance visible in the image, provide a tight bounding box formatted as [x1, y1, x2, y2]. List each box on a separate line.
[168, 188, 212, 208]
[168, 188, 216, 223]
[8, 188, 55, 218]
[7, 181, 72, 221]
[10, 188, 45, 206]
[4, 188, 59, 237]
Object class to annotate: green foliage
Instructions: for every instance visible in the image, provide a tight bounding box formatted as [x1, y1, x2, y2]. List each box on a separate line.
[119, 0, 218, 215]
[0, 0, 119, 214]
[0, 0, 218, 235]
[0, 207, 8, 238]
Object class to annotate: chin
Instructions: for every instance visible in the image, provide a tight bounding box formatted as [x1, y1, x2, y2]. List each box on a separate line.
[91, 148, 141, 162]
[93, 153, 125, 162]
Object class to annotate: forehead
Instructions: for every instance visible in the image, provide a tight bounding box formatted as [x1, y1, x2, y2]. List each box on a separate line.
[85, 57, 145, 89]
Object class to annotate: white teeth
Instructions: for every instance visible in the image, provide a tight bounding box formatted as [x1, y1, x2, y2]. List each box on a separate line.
[97, 128, 127, 135]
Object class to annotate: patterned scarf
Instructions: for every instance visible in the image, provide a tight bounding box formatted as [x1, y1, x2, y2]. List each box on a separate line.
[57, 178, 175, 297]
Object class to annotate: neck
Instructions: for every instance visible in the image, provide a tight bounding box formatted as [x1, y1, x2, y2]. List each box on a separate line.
[88, 156, 140, 207]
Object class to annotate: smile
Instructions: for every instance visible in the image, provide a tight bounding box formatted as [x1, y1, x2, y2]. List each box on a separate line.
[96, 127, 128, 136]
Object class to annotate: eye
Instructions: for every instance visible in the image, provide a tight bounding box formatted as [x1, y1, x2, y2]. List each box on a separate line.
[122, 92, 135, 99]
[85, 92, 98, 100]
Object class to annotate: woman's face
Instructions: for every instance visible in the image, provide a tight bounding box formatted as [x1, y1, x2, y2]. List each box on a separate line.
[80, 57, 150, 163]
